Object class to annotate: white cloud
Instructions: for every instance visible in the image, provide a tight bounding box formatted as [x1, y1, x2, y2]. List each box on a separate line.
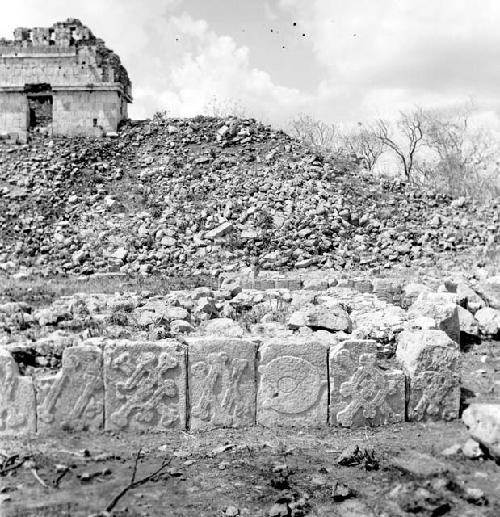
[279, 0, 500, 123]
[137, 12, 312, 123]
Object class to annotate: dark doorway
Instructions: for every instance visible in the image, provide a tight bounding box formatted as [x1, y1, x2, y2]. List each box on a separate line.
[28, 95, 53, 128]
[24, 83, 53, 130]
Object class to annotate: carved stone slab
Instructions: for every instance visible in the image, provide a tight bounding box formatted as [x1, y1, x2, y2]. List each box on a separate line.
[0, 348, 36, 435]
[397, 330, 460, 421]
[330, 340, 405, 427]
[104, 340, 187, 431]
[257, 338, 328, 427]
[36, 345, 103, 433]
[187, 337, 257, 430]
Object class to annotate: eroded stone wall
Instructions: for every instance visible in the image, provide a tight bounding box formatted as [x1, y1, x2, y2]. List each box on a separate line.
[0, 92, 28, 141]
[0, 331, 460, 436]
[53, 90, 123, 135]
[0, 18, 131, 140]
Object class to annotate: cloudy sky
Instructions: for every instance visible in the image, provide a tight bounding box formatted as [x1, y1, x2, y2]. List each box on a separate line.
[1, 0, 499, 128]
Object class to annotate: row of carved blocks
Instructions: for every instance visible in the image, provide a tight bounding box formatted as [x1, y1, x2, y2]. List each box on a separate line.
[0, 331, 460, 435]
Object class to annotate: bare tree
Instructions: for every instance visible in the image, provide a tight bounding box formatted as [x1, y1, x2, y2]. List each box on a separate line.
[342, 123, 385, 172]
[290, 113, 337, 152]
[418, 104, 499, 198]
[375, 110, 424, 180]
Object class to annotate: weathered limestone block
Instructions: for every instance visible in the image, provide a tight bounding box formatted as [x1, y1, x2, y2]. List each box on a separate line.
[402, 283, 431, 309]
[372, 279, 403, 305]
[257, 338, 328, 427]
[36, 345, 103, 433]
[463, 403, 500, 460]
[474, 276, 500, 310]
[408, 292, 460, 344]
[203, 318, 244, 338]
[396, 330, 460, 421]
[475, 307, 500, 337]
[329, 340, 405, 427]
[0, 349, 36, 435]
[188, 337, 256, 430]
[104, 340, 187, 431]
[288, 305, 352, 333]
[457, 306, 479, 336]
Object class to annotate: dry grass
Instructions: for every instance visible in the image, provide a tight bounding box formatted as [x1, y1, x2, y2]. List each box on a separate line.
[0, 273, 217, 306]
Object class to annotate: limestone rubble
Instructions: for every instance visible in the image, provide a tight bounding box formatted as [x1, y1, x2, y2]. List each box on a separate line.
[1, 116, 498, 278]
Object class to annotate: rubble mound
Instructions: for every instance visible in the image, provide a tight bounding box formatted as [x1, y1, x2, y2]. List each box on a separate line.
[0, 116, 498, 277]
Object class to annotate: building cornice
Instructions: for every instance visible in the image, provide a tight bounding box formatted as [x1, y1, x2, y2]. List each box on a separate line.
[0, 82, 132, 102]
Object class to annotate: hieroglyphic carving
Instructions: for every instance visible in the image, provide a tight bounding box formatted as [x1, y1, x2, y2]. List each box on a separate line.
[188, 337, 256, 430]
[257, 338, 328, 427]
[330, 340, 405, 427]
[104, 340, 187, 431]
[0, 349, 36, 435]
[36, 345, 103, 433]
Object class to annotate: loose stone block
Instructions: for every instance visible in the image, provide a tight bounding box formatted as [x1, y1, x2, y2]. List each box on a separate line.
[36, 345, 103, 433]
[396, 330, 460, 421]
[104, 340, 187, 431]
[288, 305, 352, 333]
[408, 293, 460, 344]
[257, 338, 328, 427]
[463, 403, 500, 460]
[0, 348, 36, 435]
[329, 340, 405, 427]
[188, 337, 257, 430]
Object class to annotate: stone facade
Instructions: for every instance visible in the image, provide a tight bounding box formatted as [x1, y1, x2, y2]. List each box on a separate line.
[0, 18, 132, 142]
[0, 331, 465, 435]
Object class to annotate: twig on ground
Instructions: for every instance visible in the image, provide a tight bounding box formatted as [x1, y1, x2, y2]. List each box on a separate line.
[105, 450, 170, 513]
[53, 468, 69, 488]
[130, 448, 142, 484]
[0, 454, 26, 477]
[31, 467, 49, 488]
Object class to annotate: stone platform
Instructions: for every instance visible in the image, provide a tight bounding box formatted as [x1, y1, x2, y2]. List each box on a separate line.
[0, 330, 460, 436]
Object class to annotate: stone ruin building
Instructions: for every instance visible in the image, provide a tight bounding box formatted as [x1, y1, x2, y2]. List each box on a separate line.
[0, 19, 132, 142]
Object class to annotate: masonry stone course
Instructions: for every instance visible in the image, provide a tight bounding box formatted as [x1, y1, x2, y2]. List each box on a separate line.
[0, 283, 481, 435]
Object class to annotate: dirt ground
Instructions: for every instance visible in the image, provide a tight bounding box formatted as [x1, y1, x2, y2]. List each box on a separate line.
[1, 277, 500, 516]
[1, 421, 499, 517]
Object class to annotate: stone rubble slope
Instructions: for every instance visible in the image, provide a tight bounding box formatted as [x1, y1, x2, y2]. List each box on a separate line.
[1, 116, 498, 277]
